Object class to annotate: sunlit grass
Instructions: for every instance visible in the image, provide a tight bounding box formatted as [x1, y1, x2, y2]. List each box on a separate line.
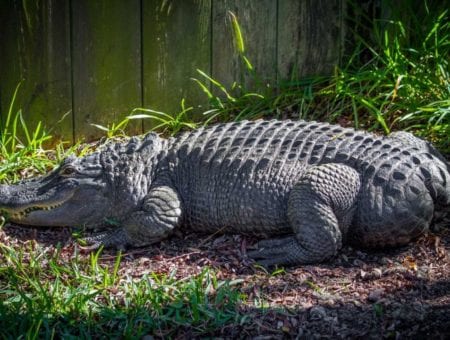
[0, 244, 244, 338]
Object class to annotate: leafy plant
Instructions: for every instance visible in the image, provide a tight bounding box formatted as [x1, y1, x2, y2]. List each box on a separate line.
[129, 98, 197, 135]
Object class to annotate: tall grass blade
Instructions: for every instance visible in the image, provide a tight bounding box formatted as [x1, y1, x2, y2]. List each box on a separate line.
[4, 82, 22, 132]
[228, 11, 245, 54]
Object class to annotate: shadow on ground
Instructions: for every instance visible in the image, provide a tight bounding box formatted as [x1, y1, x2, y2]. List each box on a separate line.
[1, 223, 449, 338]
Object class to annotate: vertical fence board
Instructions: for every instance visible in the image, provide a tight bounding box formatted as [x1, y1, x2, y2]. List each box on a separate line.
[212, 0, 277, 90]
[71, 0, 142, 141]
[0, 0, 72, 143]
[0, 0, 351, 141]
[142, 0, 211, 127]
[278, 0, 345, 80]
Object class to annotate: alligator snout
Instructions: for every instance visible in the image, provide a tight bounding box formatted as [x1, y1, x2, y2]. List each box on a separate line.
[0, 185, 11, 217]
[0, 184, 10, 200]
[0, 184, 12, 209]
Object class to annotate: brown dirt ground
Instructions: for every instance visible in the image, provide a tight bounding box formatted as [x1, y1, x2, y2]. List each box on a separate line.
[1, 221, 449, 339]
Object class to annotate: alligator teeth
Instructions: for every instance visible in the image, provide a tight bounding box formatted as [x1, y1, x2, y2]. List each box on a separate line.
[20, 202, 64, 216]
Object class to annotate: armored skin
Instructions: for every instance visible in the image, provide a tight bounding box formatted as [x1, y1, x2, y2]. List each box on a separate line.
[0, 120, 449, 266]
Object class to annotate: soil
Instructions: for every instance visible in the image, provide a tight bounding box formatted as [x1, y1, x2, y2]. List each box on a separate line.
[2, 221, 449, 339]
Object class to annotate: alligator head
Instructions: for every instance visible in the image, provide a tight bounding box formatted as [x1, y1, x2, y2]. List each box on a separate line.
[0, 153, 112, 227]
[0, 133, 163, 228]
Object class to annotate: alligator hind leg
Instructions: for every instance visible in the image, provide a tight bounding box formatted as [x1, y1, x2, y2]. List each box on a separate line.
[249, 163, 361, 266]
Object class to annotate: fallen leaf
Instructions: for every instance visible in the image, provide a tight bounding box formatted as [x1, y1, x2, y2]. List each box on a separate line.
[402, 256, 418, 271]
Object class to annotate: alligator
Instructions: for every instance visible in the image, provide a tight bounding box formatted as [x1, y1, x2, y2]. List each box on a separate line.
[0, 119, 449, 266]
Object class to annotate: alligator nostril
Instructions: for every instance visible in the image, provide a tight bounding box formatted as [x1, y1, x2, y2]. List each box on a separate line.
[0, 185, 10, 198]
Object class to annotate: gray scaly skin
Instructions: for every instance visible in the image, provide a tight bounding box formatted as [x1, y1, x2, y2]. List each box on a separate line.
[0, 119, 449, 266]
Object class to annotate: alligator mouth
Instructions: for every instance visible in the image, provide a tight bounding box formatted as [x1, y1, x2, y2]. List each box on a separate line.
[9, 202, 65, 220]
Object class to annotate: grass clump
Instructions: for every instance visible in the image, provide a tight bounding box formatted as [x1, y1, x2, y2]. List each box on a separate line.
[130, 98, 198, 135]
[0, 83, 82, 183]
[330, 2, 449, 148]
[0, 83, 55, 183]
[0, 244, 244, 338]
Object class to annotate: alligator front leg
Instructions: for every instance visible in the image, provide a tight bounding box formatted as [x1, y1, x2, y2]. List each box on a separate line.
[82, 185, 182, 249]
[249, 163, 361, 266]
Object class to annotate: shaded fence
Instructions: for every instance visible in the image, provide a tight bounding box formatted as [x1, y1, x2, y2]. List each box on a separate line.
[0, 0, 346, 142]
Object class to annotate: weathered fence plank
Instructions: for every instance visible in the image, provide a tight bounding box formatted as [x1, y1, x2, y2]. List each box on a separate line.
[212, 0, 277, 90]
[142, 0, 211, 126]
[71, 0, 142, 140]
[278, 0, 345, 79]
[0, 0, 350, 142]
[0, 0, 72, 142]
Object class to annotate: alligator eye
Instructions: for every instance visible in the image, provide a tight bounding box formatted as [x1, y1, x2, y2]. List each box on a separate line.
[60, 166, 76, 176]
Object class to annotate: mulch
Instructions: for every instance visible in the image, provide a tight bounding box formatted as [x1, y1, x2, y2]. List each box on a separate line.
[1, 221, 449, 339]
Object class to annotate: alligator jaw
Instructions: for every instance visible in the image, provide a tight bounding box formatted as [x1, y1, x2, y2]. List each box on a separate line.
[8, 202, 65, 221]
[0, 180, 76, 225]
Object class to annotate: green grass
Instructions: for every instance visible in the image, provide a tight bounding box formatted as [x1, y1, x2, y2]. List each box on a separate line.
[0, 244, 244, 338]
[0, 83, 84, 183]
[0, 83, 55, 183]
[329, 2, 450, 144]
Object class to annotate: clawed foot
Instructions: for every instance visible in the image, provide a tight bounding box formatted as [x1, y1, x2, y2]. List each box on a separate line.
[248, 236, 298, 267]
[79, 228, 130, 250]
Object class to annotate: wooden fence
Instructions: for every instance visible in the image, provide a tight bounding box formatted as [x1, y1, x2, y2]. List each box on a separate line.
[0, 0, 346, 142]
